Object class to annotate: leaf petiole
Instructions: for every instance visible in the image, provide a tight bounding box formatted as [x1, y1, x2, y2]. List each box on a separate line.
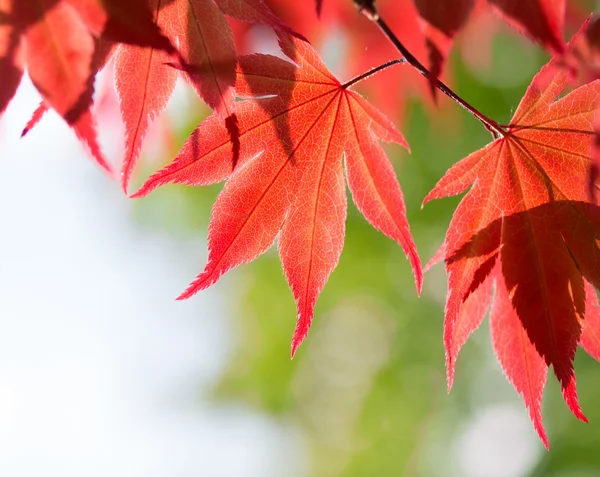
[341, 58, 407, 89]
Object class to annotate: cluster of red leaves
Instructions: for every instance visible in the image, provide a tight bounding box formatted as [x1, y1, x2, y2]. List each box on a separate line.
[1, 0, 600, 447]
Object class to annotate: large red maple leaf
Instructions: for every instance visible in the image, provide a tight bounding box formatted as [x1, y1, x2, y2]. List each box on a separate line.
[132, 32, 422, 354]
[424, 38, 600, 447]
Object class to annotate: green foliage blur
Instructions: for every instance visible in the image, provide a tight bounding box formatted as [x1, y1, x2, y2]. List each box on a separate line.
[133, 15, 600, 477]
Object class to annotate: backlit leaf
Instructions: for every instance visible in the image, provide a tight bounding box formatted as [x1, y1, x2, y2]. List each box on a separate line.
[133, 32, 422, 354]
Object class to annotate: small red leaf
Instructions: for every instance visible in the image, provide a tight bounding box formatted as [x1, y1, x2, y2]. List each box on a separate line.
[21, 102, 48, 137]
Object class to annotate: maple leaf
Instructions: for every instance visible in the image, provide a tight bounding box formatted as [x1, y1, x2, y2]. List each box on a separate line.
[423, 38, 600, 446]
[132, 32, 422, 354]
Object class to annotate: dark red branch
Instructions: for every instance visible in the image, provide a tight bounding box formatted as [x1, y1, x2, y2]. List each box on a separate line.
[355, 0, 507, 139]
[342, 58, 406, 89]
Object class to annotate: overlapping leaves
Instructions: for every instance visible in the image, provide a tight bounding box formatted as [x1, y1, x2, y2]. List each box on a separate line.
[0, 0, 294, 179]
[113, 0, 299, 192]
[0, 0, 182, 172]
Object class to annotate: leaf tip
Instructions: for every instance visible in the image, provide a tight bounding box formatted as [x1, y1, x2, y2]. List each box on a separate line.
[291, 310, 314, 358]
[176, 278, 204, 301]
[532, 414, 550, 449]
[562, 379, 588, 423]
[129, 177, 155, 199]
[424, 243, 445, 273]
[445, 355, 455, 393]
[291, 332, 304, 359]
[415, 268, 424, 296]
[403, 241, 423, 296]
[540, 432, 550, 450]
[523, 397, 549, 448]
[120, 167, 132, 196]
[421, 192, 436, 209]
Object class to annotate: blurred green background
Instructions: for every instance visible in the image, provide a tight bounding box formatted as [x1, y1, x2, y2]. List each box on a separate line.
[132, 9, 600, 477]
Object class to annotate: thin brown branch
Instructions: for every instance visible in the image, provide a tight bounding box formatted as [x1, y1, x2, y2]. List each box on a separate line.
[355, 0, 507, 139]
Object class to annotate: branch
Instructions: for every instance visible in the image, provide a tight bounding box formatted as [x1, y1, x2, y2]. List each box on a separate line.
[354, 0, 507, 139]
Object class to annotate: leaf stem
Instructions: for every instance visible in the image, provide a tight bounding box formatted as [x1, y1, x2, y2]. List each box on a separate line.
[342, 58, 407, 89]
[356, 0, 507, 139]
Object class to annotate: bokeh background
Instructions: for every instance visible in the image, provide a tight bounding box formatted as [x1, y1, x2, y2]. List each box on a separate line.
[1, 2, 600, 476]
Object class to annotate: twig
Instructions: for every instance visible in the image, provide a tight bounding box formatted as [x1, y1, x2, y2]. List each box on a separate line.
[342, 58, 407, 89]
[355, 0, 507, 139]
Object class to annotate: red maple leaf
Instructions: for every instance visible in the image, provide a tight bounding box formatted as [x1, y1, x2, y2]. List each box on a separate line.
[132, 32, 422, 354]
[424, 38, 600, 447]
